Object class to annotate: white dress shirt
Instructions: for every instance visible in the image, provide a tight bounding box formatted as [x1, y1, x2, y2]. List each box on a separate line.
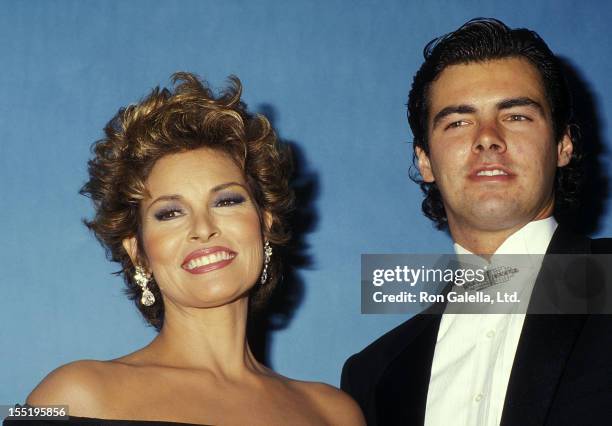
[424, 218, 558, 426]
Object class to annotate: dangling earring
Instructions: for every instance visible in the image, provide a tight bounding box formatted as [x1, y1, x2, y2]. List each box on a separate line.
[260, 241, 273, 284]
[134, 265, 155, 306]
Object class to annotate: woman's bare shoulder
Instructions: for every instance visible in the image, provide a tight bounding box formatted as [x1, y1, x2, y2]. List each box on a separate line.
[26, 360, 115, 415]
[287, 379, 366, 426]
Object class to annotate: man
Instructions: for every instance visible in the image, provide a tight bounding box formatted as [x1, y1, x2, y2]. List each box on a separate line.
[342, 18, 612, 425]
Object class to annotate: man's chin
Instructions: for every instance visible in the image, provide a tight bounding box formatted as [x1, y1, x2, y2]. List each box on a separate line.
[472, 218, 527, 233]
[451, 207, 530, 233]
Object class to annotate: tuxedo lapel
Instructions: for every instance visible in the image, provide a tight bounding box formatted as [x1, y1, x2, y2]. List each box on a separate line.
[375, 313, 441, 425]
[500, 315, 586, 425]
[541, 226, 590, 255]
[501, 227, 590, 425]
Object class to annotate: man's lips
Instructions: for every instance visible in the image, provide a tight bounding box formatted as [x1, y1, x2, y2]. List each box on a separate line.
[181, 246, 237, 274]
[469, 164, 514, 181]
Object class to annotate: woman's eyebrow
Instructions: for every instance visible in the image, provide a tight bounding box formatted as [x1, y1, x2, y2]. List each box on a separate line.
[145, 194, 183, 213]
[145, 182, 248, 212]
[211, 181, 247, 192]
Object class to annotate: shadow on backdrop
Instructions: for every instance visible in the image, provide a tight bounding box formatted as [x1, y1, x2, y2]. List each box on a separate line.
[248, 104, 319, 367]
[556, 58, 609, 235]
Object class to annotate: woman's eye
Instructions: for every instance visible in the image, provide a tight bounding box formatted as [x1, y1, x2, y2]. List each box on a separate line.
[154, 208, 184, 221]
[215, 195, 246, 207]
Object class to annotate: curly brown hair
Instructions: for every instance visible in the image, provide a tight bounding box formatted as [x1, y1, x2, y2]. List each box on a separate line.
[80, 72, 294, 331]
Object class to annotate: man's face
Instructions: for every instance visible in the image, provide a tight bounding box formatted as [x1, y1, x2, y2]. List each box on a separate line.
[416, 57, 573, 236]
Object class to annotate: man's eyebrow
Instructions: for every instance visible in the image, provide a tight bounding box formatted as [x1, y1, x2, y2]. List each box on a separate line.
[432, 104, 476, 128]
[497, 97, 545, 114]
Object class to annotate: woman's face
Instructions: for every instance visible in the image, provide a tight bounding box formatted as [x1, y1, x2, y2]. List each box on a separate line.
[124, 148, 266, 309]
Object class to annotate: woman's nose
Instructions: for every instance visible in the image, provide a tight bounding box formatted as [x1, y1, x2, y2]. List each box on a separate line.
[188, 212, 220, 241]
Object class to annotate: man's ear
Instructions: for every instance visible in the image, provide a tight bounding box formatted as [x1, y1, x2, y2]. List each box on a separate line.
[122, 236, 139, 266]
[557, 127, 574, 167]
[415, 146, 435, 183]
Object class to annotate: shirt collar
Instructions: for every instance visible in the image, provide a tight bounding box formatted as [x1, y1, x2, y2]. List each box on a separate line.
[453, 217, 558, 256]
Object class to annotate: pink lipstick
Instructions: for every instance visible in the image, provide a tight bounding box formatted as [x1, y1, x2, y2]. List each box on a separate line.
[181, 246, 237, 274]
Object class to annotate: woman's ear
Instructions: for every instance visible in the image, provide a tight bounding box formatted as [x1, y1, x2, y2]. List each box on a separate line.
[122, 236, 139, 265]
[263, 210, 273, 236]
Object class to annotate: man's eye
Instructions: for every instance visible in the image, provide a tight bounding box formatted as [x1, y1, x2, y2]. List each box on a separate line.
[507, 115, 530, 121]
[215, 195, 246, 207]
[445, 120, 468, 130]
[154, 208, 183, 221]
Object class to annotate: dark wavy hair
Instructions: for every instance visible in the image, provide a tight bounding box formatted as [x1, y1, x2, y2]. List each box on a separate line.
[80, 72, 294, 331]
[407, 17, 582, 229]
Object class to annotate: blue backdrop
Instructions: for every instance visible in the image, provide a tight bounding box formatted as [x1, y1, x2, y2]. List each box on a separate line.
[2, 0, 612, 404]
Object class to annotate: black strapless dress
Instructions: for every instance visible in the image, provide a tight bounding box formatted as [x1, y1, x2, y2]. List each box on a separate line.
[3, 416, 212, 425]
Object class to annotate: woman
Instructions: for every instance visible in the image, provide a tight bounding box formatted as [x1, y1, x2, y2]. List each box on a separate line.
[26, 73, 364, 425]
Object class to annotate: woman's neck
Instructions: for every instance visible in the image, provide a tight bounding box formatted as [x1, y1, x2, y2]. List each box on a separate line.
[134, 297, 264, 378]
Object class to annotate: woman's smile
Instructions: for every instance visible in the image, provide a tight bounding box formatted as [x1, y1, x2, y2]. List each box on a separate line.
[182, 246, 238, 274]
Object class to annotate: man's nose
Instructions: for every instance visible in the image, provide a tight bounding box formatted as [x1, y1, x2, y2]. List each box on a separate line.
[472, 121, 507, 154]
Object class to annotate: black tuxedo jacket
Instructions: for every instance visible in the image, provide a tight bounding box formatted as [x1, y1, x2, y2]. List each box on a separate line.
[341, 227, 612, 425]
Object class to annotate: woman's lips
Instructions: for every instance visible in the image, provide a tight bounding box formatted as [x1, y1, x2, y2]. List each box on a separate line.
[181, 246, 237, 274]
